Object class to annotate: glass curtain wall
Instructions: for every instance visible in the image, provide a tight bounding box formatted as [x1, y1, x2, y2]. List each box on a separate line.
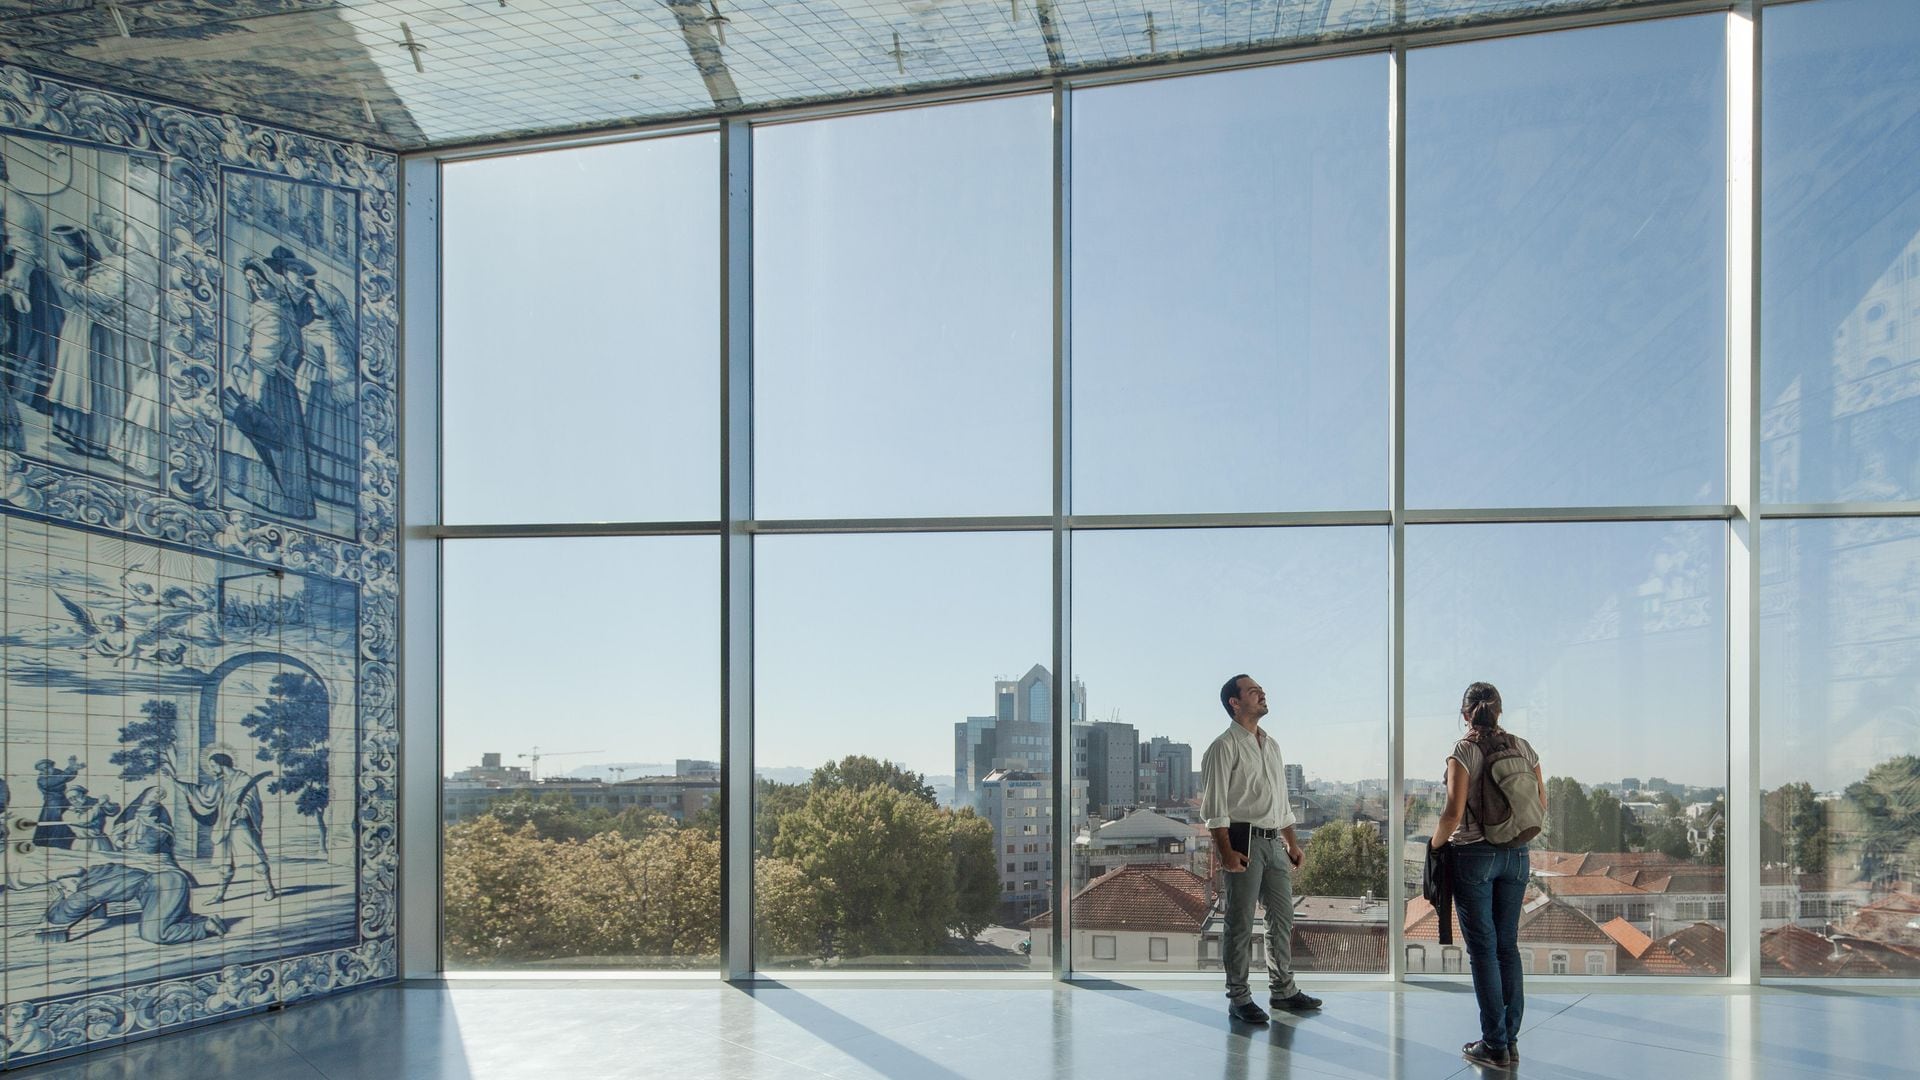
[430, 0, 1920, 981]
[438, 134, 723, 970]
[1759, 0, 1920, 979]
[1400, 14, 1731, 978]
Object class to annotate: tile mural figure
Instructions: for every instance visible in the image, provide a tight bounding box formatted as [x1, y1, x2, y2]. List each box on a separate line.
[224, 255, 317, 518]
[0, 158, 60, 451]
[34, 790, 230, 946]
[31, 758, 84, 850]
[166, 751, 279, 903]
[221, 174, 360, 539]
[0, 135, 165, 487]
[0, 65, 396, 1069]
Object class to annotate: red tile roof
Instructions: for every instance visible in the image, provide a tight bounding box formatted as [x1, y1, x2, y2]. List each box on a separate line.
[1836, 893, 1920, 950]
[1659, 923, 1727, 975]
[1599, 917, 1653, 958]
[1541, 875, 1650, 897]
[1761, 925, 1899, 977]
[1025, 865, 1210, 934]
[1294, 923, 1388, 973]
[1518, 899, 1615, 946]
[1403, 897, 1608, 948]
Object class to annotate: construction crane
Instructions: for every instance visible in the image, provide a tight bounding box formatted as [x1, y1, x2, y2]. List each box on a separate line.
[517, 747, 600, 783]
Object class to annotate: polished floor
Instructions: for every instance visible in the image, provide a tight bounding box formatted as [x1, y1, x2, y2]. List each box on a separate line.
[12, 980, 1917, 1079]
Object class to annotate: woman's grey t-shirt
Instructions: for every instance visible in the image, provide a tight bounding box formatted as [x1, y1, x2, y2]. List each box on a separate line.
[1446, 732, 1541, 846]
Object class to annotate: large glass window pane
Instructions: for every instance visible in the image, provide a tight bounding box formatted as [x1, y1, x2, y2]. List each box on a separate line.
[441, 538, 719, 970]
[1071, 57, 1388, 514]
[1404, 522, 1728, 977]
[1406, 17, 1726, 508]
[1068, 528, 1389, 973]
[1761, 518, 1920, 978]
[755, 533, 1049, 969]
[753, 97, 1052, 519]
[1763, 0, 1920, 505]
[442, 135, 719, 524]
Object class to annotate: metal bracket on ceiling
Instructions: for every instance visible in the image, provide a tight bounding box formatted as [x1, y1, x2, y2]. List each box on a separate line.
[396, 21, 427, 74]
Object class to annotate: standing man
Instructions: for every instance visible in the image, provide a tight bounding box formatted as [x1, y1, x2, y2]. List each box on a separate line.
[1203, 674, 1321, 1024]
[165, 752, 278, 903]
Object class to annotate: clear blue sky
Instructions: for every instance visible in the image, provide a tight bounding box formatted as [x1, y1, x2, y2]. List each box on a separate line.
[438, 4, 1920, 796]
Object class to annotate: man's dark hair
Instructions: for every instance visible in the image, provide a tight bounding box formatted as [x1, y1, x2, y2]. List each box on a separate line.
[209, 752, 234, 769]
[1220, 674, 1251, 719]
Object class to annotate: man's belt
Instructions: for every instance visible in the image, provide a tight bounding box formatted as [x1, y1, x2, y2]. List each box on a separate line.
[1238, 823, 1280, 839]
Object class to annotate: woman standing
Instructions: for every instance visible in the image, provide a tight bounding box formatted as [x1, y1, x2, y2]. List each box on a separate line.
[222, 259, 315, 518]
[47, 225, 127, 460]
[1430, 682, 1546, 1070]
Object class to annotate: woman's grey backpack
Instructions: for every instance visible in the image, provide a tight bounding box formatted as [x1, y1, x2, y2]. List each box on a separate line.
[1463, 734, 1544, 848]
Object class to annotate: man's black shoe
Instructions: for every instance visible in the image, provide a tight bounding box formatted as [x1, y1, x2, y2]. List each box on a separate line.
[1270, 991, 1322, 1012]
[1509, 1040, 1518, 1063]
[1227, 1001, 1270, 1024]
[1461, 1040, 1510, 1068]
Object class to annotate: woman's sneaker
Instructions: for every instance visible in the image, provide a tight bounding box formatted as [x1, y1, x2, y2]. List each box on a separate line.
[1461, 1040, 1511, 1068]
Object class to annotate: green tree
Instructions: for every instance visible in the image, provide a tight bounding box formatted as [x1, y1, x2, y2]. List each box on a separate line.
[948, 807, 999, 938]
[1547, 777, 1595, 852]
[755, 779, 809, 853]
[756, 855, 833, 958]
[1295, 821, 1389, 899]
[484, 790, 613, 842]
[809, 755, 938, 806]
[242, 672, 333, 849]
[1587, 789, 1630, 853]
[1703, 796, 1727, 867]
[443, 817, 566, 961]
[547, 828, 720, 964]
[773, 785, 957, 959]
[1846, 755, 1920, 886]
[111, 699, 181, 781]
[1647, 817, 1694, 861]
[1763, 782, 1828, 874]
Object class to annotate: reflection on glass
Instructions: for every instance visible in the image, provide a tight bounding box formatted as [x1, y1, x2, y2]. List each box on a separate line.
[441, 538, 719, 970]
[1762, 0, 1920, 505]
[755, 533, 1049, 969]
[1406, 16, 1726, 508]
[1761, 518, 1920, 977]
[753, 97, 1052, 519]
[1072, 57, 1388, 514]
[1067, 528, 1389, 973]
[1405, 522, 1727, 976]
[442, 135, 719, 524]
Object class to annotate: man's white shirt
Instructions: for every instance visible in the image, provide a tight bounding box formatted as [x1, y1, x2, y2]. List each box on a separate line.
[1200, 722, 1297, 832]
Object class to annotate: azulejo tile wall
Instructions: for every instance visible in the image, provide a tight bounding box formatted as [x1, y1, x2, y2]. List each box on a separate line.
[0, 63, 397, 1070]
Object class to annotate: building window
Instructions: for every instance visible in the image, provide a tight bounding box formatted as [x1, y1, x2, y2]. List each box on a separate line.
[1093, 936, 1117, 961]
[1442, 947, 1463, 974]
[1586, 952, 1606, 975]
[1006, 862, 1016, 873]
[1551, 951, 1569, 975]
[1149, 937, 1169, 962]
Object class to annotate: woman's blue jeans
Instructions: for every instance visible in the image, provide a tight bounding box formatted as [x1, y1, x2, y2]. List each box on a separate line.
[1451, 842, 1529, 1050]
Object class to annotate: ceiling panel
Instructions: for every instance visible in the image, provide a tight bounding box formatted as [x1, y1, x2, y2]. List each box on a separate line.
[0, 0, 1684, 151]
